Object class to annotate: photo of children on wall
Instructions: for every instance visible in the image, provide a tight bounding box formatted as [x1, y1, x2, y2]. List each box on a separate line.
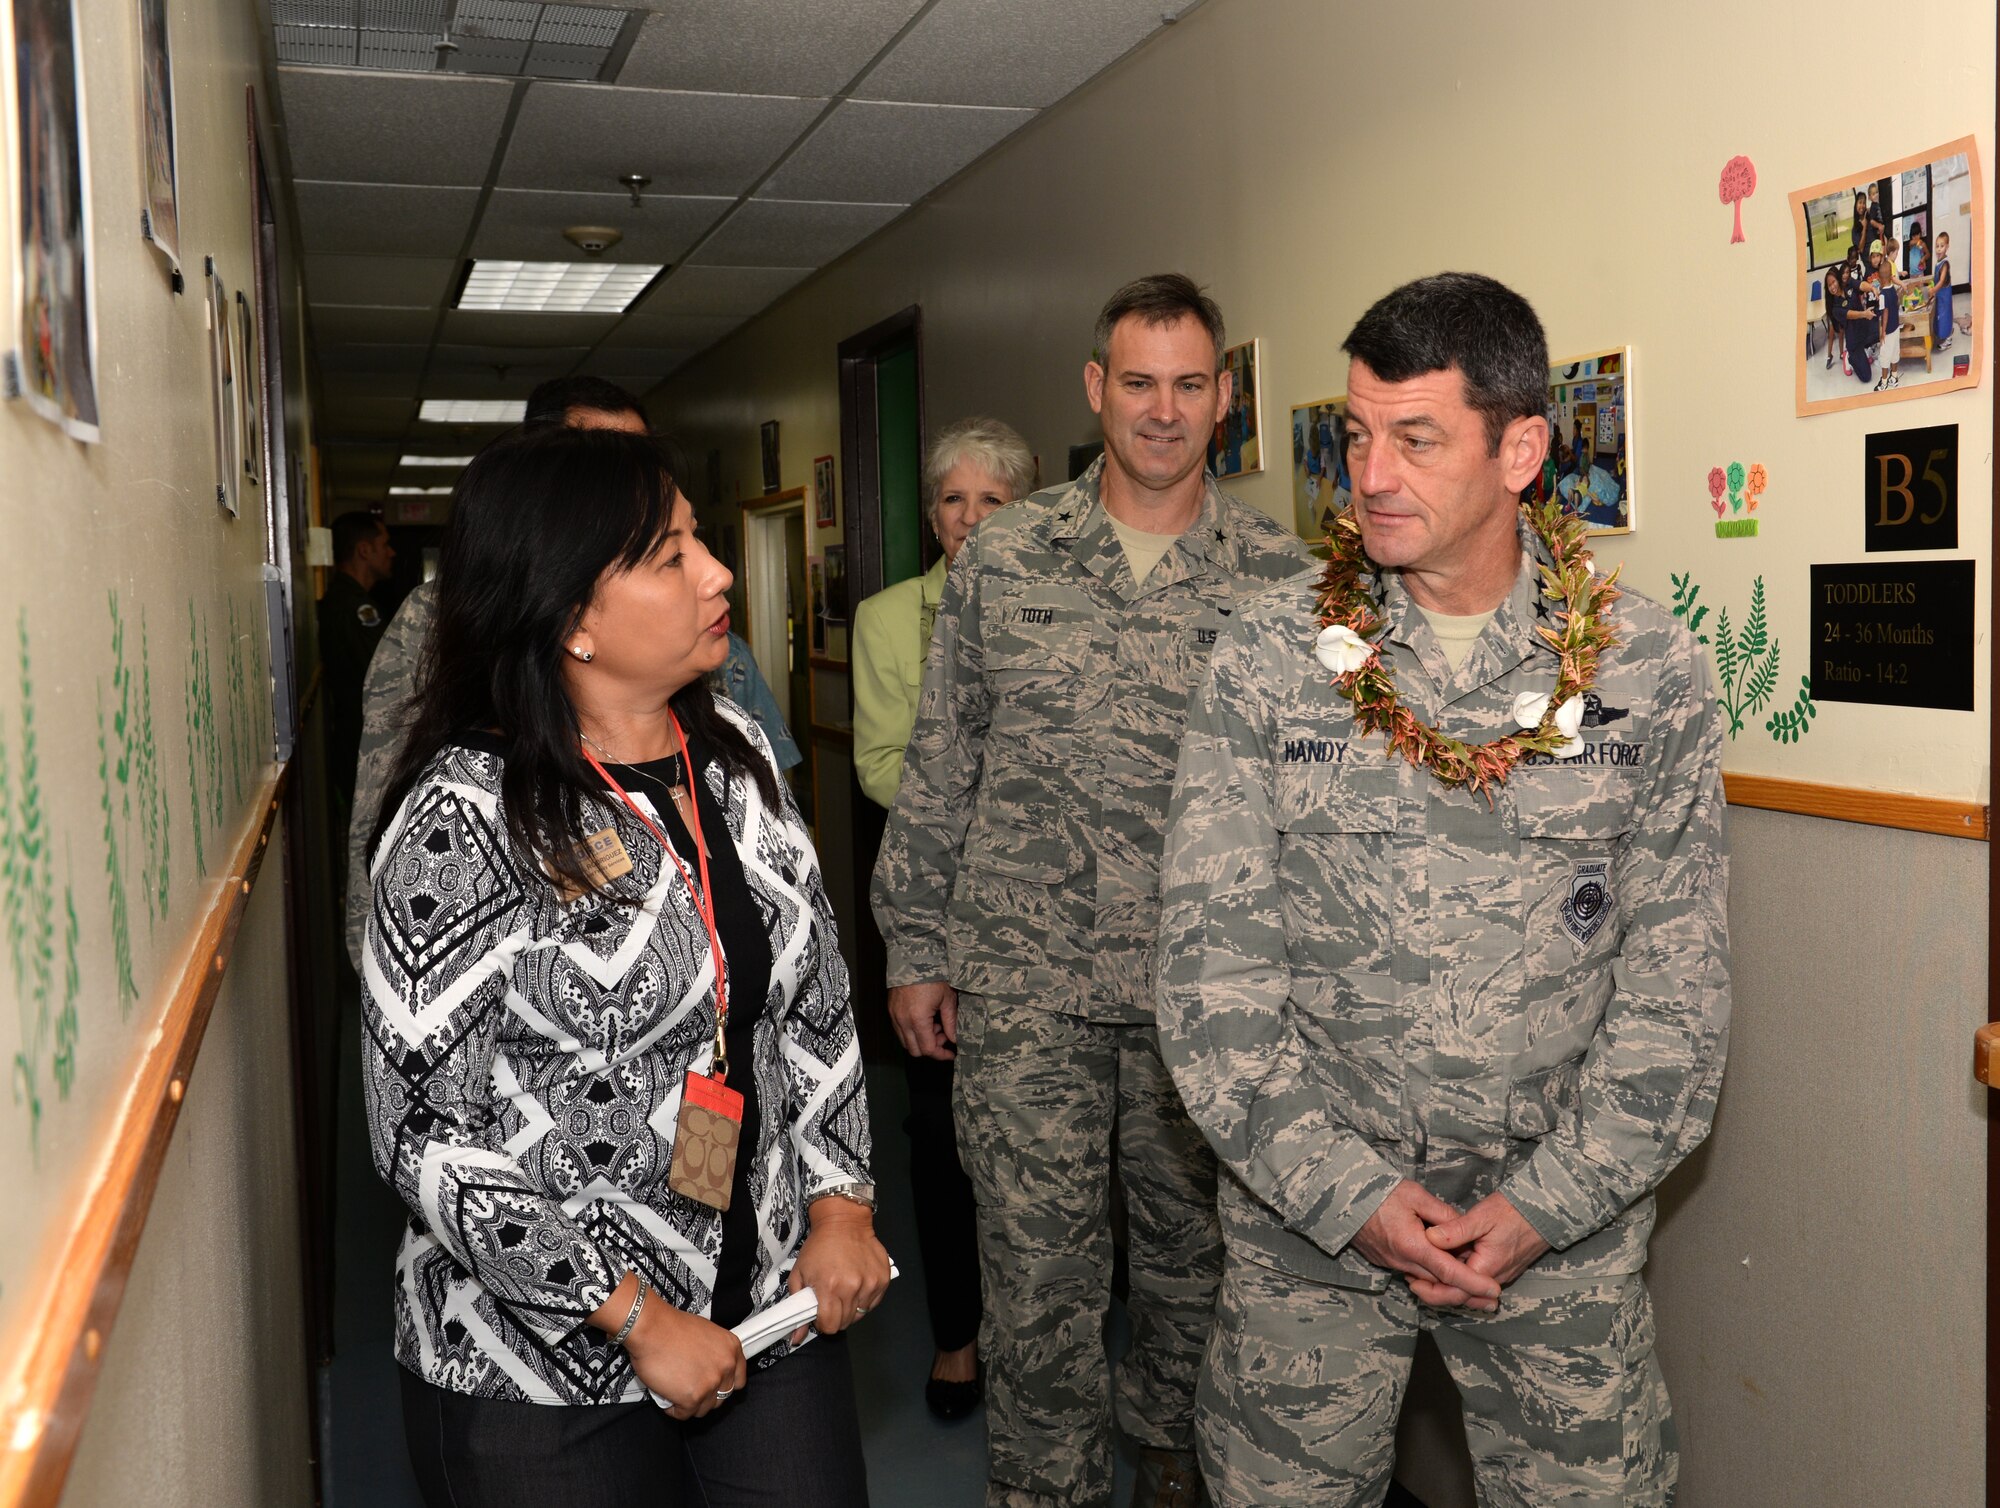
[1207, 337, 1262, 479]
[1290, 395, 1349, 542]
[1527, 348, 1633, 535]
[1792, 136, 1982, 416]
[6, 0, 101, 441]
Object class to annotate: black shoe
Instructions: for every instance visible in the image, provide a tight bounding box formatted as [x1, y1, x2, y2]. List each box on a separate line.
[924, 1365, 981, 1421]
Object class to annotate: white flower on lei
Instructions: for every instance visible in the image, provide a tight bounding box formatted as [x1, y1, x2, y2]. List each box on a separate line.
[1514, 690, 1588, 758]
[1314, 623, 1375, 676]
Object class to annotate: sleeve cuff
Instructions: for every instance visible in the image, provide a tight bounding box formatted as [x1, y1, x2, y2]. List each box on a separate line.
[1500, 1146, 1618, 1252]
[1270, 1142, 1404, 1260]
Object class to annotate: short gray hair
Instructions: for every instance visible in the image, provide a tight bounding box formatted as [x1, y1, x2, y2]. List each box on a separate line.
[1092, 273, 1226, 372]
[922, 417, 1036, 524]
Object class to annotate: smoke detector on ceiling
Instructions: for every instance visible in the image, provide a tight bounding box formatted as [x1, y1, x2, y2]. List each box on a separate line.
[563, 225, 623, 257]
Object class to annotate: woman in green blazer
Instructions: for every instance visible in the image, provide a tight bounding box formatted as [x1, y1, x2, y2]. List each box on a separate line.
[851, 416, 1034, 1418]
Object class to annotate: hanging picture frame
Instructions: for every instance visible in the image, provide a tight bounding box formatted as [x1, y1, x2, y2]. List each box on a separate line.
[1527, 347, 1634, 536]
[1289, 394, 1349, 543]
[2, 0, 102, 441]
[136, 0, 179, 278]
[1206, 337, 1263, 480]
[812, 453, 835, 527]
[234, 288, 260, 484]
[207, 262, 240, 515]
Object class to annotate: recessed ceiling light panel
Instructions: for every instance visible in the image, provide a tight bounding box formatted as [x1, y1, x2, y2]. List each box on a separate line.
[418, 399, 527, 424]
[456, 260, 663, 314]
[389, 485, 456, 495]
[273, 0, 640, 80]
[398, 454, 474, 466]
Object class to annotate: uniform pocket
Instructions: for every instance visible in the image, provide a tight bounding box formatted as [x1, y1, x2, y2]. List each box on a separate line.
[1505, 1056, 1583, 1139]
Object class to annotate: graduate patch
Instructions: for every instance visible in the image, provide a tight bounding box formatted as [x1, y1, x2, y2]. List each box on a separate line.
[357, 602, 382, 628]
[1560, 861, 1610, 947]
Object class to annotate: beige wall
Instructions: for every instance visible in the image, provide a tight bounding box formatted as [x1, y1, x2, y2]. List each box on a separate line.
[0, 0, 315, 1487]
[58, 866, 312, 1508]
[653, 0, 1994, 1499]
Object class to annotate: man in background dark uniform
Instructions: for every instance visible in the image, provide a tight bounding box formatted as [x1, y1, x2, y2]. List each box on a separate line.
[318, 509, 394, 809]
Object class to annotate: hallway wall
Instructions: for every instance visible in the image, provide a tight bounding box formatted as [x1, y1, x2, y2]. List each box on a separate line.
[651, 0, 1995, 1500]
[0, 0, 318, 1489]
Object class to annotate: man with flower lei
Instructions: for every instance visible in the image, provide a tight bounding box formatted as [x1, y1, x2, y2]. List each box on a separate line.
[1156, 274, 1729, 1506]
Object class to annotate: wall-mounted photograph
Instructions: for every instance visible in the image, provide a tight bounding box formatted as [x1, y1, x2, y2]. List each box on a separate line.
[1207, 337, 1262, 479]
[207, 267, 239, 515]
[4, 0, 101, 441]
[136, 0, 179, 273]
[234, 290, 260, 484]
[813, 452, 835, 527]
[1529, 347, 1633, 535]
[760, 418, 781, 492]
[1791, 136, 1982, 416]
[1289, 395, 1348, 541]
[807, 557, 827, 655]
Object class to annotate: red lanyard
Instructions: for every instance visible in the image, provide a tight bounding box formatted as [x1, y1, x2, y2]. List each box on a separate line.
[581, 712, 733, 1082]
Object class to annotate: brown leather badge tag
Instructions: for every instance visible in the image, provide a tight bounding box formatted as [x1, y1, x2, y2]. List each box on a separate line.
[668, 1070, 743, 1212]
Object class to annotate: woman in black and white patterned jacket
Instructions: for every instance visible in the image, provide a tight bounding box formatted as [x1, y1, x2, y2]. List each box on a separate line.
[362, 424, 887, 1508]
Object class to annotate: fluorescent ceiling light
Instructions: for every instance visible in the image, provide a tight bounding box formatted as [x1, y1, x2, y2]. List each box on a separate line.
[389, 486, 454, 495]
[398, 454, 473, 466]
[456, 260, 662, 314]
[419, 399, 527, 424]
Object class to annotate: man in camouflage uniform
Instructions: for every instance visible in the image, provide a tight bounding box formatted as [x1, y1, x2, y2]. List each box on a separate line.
[872, 274, 1311, 1508]
[1157, 273, 1728, 1506]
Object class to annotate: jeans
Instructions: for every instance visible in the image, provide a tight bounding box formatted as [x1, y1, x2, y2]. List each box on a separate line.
[399, 1333, 869, 1508]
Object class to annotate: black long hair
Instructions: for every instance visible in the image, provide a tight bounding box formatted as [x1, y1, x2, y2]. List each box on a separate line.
[371, 424, 779, 898]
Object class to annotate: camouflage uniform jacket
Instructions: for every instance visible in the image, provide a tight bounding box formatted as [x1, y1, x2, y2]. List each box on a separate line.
[872, 458, 1311, 1022]
[1158, 532, 1729, 1289]
[345, 578, 437, 971]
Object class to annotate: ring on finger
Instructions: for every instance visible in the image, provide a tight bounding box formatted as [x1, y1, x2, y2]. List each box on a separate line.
[715, 1387, 733, 1401]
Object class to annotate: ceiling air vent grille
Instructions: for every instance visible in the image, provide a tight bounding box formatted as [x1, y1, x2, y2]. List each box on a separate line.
[274, 0, 638, 80]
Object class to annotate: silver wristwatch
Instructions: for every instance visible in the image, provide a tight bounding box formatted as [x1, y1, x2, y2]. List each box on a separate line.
[815, 1181, 877, 1212]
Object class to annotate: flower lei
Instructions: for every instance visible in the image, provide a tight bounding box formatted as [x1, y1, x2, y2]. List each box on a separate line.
[1313, 497, 1621, 798]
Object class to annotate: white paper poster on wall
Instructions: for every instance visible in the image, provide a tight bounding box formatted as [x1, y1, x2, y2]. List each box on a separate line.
[1, 0, 102, 442]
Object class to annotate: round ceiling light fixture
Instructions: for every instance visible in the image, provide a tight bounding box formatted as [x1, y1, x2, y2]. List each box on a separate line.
[563, 225, 623, 256]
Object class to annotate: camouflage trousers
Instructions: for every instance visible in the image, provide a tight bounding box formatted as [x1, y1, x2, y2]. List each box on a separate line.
[1197, 1254, 1676, 1507]
[953, 993, 1223, 1508]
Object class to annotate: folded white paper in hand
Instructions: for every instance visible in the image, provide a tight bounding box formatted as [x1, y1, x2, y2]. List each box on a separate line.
[648, 1261, 898, 1409]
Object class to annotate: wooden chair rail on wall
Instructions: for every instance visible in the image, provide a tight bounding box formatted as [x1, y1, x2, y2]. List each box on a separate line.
[1723, 773, 1988, 841]
[0, 764, 290, 1508]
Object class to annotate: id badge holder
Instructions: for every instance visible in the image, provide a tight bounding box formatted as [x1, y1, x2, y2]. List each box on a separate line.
[668, 1069, 744, 1212]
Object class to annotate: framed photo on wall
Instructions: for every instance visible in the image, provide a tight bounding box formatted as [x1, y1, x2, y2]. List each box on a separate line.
[234, 289, 260, 485]
[821, 544, 848, 625]
[1289, 395, 1348, 542]
[4, 0, 102, 441]
[812, 453, 835, 526]
[1790, 135, 1983, 417]
[1530, 347, 1633, 535]
[1207, 337, 1263, 479]
[136, 0, 179, 274]
[760, 419, 781, 492]
[808, 557, 827, 654]
[207, 265, 240, 515]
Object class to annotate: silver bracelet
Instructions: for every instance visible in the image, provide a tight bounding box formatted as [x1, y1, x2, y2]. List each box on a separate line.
[815, 1181, 877, 1213]
[613, 1274, 649, 1346]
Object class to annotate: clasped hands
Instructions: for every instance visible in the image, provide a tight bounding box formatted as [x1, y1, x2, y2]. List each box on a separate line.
[1351, 1179, 1550, 1313]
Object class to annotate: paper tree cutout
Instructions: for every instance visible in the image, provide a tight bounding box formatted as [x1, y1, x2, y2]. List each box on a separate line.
[1719, 156, 1756, 244]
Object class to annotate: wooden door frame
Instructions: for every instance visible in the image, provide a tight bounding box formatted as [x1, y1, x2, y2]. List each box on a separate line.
[1987, 30, 1997, 1498]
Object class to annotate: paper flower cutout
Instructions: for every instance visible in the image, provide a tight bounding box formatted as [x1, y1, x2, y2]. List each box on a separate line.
[1707, 466, 1727, 518]
[1726, 461, 1746, 512]
[1314, 623, 1374, 676]
[1719, 156, 1756, 244]
[1746, 462, 1767, 512]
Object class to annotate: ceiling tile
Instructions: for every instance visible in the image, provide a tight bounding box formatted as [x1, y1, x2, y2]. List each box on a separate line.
[277, 67, 515, 185]
[312, 305, 441, 345]
[438, 310, 622, 347]
[296, 182, 482, 256]
[499, 84, 825, 196]
[318, 396, 418, 436]
[759, 100, 1033, 203]
[575, 346, 690, 380]
[855, 0, 1170, 108]
[305, 255, 459, 307]
[325, 370, 422, 401]
[691, 198, 903, 267]
[602, 309, 742, 350]
[316, 342, 432, 374]
[469, 189, 731, 263]
[432, 343, 594, 369]
[639, 265, 813, 318]
[615, 0, 925, 96]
